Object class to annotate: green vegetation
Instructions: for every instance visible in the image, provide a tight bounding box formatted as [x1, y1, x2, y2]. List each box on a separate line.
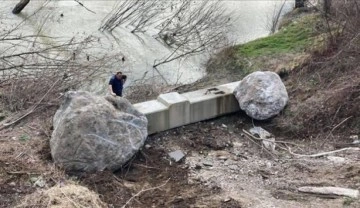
[237, 14, 323, 57]
[206, 12, 326, 78]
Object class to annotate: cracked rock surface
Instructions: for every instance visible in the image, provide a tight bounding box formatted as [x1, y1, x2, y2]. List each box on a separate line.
[51, 91, 148, 172]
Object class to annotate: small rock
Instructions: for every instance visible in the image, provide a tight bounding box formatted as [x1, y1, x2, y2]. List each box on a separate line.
[217, 156, 228, 160]
[30, 177, 38, 183]
[182, 164, 189, 169]
[195, 164, 202, 170]
[223, 197, 231, 202]
[266, 161, 272, 169]
[203, 162, 213, 167]
[9, 182, 16, 186]
[168, 150, 185, 162]
[228, 165, 238, 170]
[327, 156, 347, 163]
[30, 176, 46, 188]
[350, 135, 359, 140]
[145, 144, 151, 149]
[222, 124, 227, 128]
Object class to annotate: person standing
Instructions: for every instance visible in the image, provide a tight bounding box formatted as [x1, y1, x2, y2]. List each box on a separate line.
[108, 72, 126, 97]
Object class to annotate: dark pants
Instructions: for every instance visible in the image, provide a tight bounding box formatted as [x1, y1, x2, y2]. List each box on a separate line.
[116, 91, 122, 97]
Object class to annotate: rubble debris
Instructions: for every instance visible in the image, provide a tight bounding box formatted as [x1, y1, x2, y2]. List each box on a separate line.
[168, 150, 185, 162]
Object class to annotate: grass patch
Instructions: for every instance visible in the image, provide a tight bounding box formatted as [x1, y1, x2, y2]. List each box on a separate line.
[237, 14, 323, 57]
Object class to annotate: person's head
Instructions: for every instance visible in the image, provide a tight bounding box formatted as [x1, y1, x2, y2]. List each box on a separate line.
[115, 71, 122, 79]
[122, 75, 127, 81]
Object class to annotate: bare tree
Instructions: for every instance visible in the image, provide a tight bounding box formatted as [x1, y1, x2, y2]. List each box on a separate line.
[153, 1, 231, 68]
[12, 0, 30, 14]
[100, 0, 231, 73]
[0, 9, 121, 118]
[100, 0, 148, 32]
[267, 0, 287, 34]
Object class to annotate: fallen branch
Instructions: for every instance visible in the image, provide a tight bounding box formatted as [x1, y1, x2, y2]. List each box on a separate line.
[7, 171, 40, 175]
[324, 116, 352, 141]
[287, 146, 360, 158]
[121, 178, 170, 208]
[298, 186, 359, 198]
[242, 129, 297, 145]
[132, 163, 160, 170]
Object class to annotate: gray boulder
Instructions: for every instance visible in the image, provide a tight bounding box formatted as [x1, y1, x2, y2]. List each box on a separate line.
[50, 91, 148, 172]
[233, 71, 288, 120]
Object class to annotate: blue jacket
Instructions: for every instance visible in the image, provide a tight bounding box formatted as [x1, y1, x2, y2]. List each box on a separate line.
[109, 75, 123, 96]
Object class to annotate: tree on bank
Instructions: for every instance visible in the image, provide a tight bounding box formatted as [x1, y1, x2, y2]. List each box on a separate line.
[295, 0, 306, 8]
[1, 5, 121, 127]
[12, 0, 30, 14]
[100, 0, 232, 83]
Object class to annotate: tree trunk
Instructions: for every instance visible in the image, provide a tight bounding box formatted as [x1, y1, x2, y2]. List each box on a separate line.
[12, 0, 30, 14]
[295, 0, 305, 8]
[323, 0, 332, 15]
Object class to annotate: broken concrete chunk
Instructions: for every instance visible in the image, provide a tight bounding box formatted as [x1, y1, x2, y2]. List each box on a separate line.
[168, 150, 185, 162]
[249, 127, 272, 138]
[249, 127, 276, 152]
[298, 186, 359, 198]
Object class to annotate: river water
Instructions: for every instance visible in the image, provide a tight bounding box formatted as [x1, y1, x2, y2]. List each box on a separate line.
[0, 0, 294, 92]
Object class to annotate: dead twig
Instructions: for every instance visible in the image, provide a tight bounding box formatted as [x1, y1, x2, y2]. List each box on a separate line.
[7, 171, 40, 175]
[0, 79, 60, 130]
[241, 132, 277, 158]
[324, 116, 352, 141]
[242, 129, 298, 145]
[73, 0, 96, 14]
[121, 178, 171, 208]
[132, 163, 160, 170]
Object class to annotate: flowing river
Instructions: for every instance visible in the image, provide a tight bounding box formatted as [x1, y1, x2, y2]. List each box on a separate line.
[0, 0, 294, 92]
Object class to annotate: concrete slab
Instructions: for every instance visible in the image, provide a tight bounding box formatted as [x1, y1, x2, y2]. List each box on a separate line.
[219, 81, 241, 92]
[133, 100, 169, 134]
[157, 92, 190, 129]
[133, 81, 241, 135]
[182, 86, 240, 123]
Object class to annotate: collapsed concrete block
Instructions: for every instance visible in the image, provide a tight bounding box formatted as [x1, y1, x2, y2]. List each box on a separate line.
[182, 86, 240, 123]
[158, 92, 190, 129]
[134, 81, 242, 134]
[133, 100, 168, 134]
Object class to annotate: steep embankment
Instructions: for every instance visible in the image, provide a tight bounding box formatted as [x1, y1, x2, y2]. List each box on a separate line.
[180, 7, 359, 140]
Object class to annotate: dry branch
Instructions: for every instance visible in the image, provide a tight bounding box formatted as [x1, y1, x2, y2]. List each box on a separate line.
[0, 79, 60, 130]
[298, 186, 359, 198]
[100, 0, 231, 73]
[121, 178, 170, 208]
[287, 146, 360, 158]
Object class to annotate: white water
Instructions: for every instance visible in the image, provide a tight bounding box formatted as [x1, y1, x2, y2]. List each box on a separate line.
[0, 0, 294, 93]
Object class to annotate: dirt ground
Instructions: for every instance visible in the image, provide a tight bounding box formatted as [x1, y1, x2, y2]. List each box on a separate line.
[0, 110, 359, 208]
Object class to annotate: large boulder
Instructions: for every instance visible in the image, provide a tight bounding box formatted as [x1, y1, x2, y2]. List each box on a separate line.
[233, 71, 288, 120]
[50, 91, 148, 172]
